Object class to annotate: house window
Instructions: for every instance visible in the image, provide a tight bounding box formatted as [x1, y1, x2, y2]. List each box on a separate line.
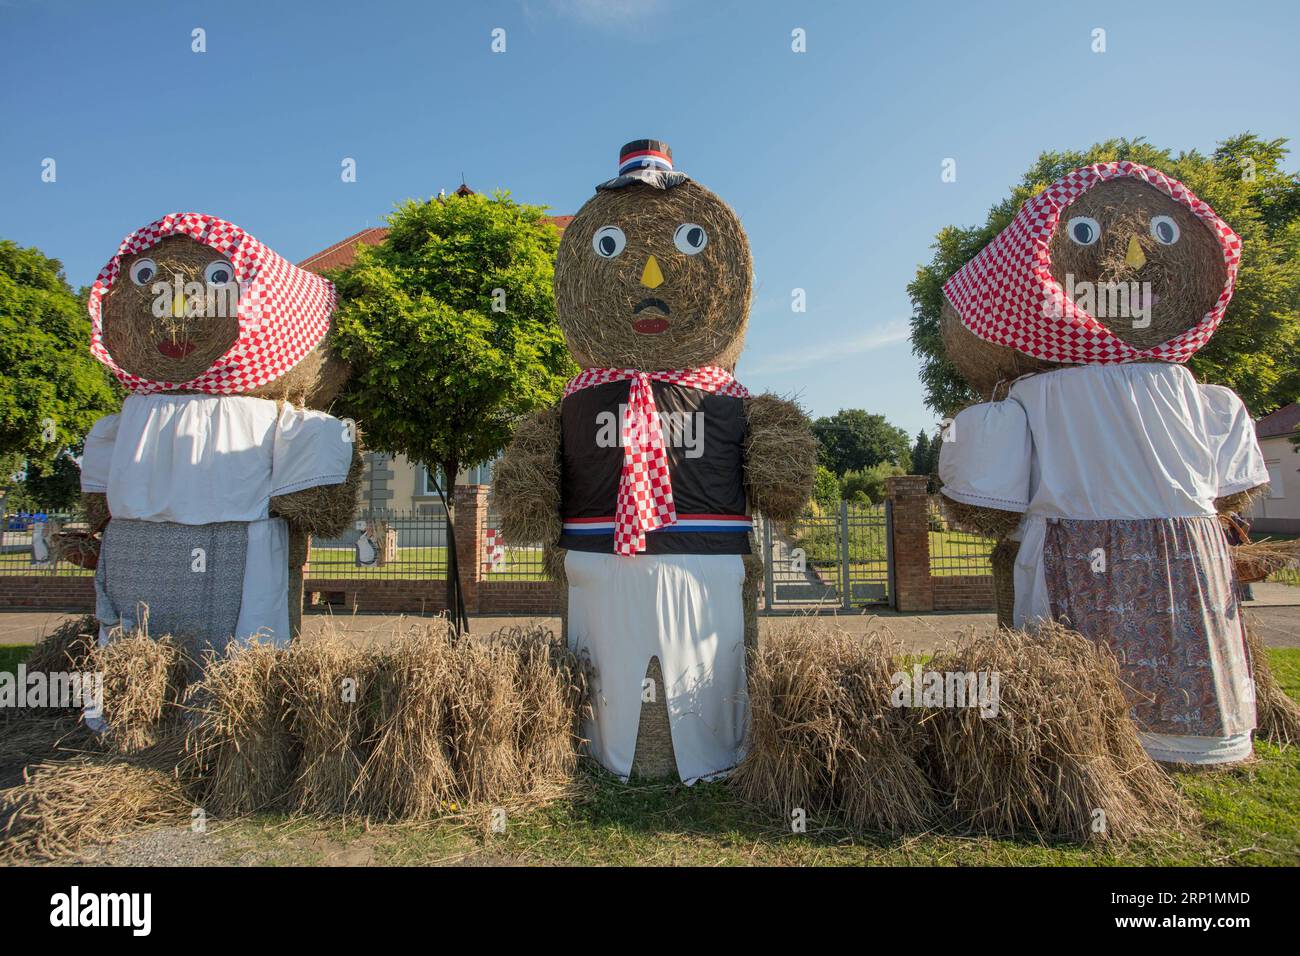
[1266, 461, 1286, 499]
[464, 460, 495, 485]
[420, 466, 444, 497]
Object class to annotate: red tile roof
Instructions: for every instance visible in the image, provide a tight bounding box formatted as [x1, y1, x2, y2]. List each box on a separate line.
[298, 211, 574, 274]
[1257, 402, 1300, 440]
[297, 227, 389, 273]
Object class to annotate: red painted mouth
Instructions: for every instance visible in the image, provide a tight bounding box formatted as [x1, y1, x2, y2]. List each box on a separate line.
[633, 317, 670, 335]
[157, 340, 196, 359]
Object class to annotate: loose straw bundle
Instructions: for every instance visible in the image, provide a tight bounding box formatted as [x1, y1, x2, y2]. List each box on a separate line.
[357, 623, 458, 818]
[183, 640, 299, 815]
[921, 623, 1191, 842]
[732, 620, 937, 834]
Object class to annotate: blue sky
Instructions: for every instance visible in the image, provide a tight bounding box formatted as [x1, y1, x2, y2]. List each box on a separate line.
[1, 0, 1296, 438]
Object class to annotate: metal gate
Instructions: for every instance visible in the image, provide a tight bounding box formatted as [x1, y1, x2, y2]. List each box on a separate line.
[757, 501, 893, 610]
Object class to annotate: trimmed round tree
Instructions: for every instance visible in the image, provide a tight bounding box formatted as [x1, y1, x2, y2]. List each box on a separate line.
[331, 192, 575, 628]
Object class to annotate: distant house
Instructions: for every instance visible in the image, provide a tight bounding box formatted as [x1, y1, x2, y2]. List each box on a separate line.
[299, 185, 572, 513]
[1249, 402, 1300, 534]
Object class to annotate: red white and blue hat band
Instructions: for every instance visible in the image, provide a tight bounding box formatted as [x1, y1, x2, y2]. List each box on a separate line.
[564, 514, 751, 536]
[619, 148, 673, 176]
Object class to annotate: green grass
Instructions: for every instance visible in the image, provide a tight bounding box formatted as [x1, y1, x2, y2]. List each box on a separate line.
[307, 546, 548, 582]
[0, 644, 32, 674]
[209, 649, 1300, 867]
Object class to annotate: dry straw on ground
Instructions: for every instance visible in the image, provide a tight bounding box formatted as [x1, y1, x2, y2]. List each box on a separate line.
[283, 637, 378, 815]
[0, 617, 590, 860]
[93, 628, 191, 754]
[0, 758, 190, 864]
[358, 623, 458, 818]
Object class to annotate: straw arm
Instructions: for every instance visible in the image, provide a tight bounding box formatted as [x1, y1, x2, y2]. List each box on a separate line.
[82, 491, 110, 531]
[743, 393, 817, 524]
[492, 404, 563, 548]
[269, 438, 364, 540]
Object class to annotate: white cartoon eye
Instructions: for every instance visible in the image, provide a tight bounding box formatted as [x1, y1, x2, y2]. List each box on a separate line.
[592, 226, 626, 259]
[204, 260, 237, 285]
[1066, 216, 1101, 246]
[673, 223, 708, 255]
[128, 258, 157, 285]
[1149, 215, 1180, 245]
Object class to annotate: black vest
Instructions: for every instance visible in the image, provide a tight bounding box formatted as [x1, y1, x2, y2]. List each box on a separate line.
[559, 380, 750, 555]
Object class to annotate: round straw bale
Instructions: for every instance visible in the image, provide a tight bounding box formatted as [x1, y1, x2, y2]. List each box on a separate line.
[940, 298, 1058, 400]
[555, 180, 752, 372]
[1048, 178, 1225, 350]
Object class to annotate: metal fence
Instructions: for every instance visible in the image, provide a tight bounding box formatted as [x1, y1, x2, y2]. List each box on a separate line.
[309, 508, 448, 579]
[0, 513, 94, 576]
[761, 501, 892, 609]
[927, 498, 996, 576]
[483, 509, 547, 581]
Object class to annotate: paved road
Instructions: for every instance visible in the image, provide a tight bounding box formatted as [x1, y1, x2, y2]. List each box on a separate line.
[4, 583, 1298, 654]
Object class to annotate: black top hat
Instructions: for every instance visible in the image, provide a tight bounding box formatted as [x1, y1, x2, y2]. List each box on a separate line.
[596, 139, 690, 191]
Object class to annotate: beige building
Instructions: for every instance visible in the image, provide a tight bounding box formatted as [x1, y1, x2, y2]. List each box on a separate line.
[1249, 403, 1300, 534]
[298, 185, 572, 515]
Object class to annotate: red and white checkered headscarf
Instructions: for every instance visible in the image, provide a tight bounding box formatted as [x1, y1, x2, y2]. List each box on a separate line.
[564, 366, 749, 555]
[88, 213, 336, 394]
[942, 162, 1242, 365]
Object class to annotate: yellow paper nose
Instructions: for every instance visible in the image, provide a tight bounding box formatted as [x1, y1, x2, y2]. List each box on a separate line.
[172, 294, 186, 318]
[1125, 234, 1146, 269]
[641, 254, 664, 289]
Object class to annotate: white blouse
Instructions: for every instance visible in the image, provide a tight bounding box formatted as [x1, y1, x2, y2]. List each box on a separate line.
[938, 363, 1268, 523]
[81, 394, 353, 524]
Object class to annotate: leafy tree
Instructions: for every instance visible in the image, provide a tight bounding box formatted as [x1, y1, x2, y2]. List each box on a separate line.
[811, 465, 840, 511]
[0, 241, 119, 499]
[841, 462, 906, 505]
[5, 451, 83, 512]
[810, 409, 911, 477]
[908, 429, 932, 477]
[331, 192, 576, 627]
[909, 134, 1300, 418]
[908, 428, 946, 493]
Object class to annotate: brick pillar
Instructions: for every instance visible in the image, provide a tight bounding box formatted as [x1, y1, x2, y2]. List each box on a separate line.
[453, 484, 488, 614]
[886, 475, 934, 612]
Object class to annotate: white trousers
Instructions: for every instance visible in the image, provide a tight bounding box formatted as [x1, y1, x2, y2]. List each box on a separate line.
[565, 550, 747, 784]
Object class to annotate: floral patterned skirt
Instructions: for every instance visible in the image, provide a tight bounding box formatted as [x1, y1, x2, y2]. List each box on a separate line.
[1042, 515, 1255, 739]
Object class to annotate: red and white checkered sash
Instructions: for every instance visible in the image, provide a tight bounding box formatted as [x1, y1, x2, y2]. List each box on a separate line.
[563, 366, 749, 555]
